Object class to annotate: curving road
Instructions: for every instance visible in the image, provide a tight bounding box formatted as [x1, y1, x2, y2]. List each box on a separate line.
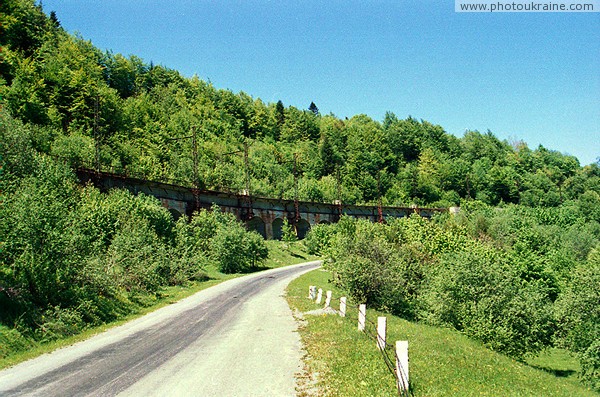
[0, 261, 320, 397]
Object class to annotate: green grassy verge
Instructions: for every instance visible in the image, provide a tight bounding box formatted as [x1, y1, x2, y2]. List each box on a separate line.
[287, 269, 598, 397]
[0, 241, 316, 370]
[263, 240, 318, 268]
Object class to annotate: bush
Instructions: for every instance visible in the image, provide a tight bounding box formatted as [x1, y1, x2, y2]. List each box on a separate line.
[324, 218, 430, 319]
[0, 153, 78, 307]
[579, 341, 600, 391]
[303, 223, 335, 255]
[105, 218, 167, 293]
[50, 133, 95, 168]
[34, 305, 85, 342]
[0, 326, 34, 359]
[244, 230, 269, 268]
[168, 217, 210, 285]
[555, 249, 600, 389]
[210, 223, 268, 273]
[281, 218, 297, 243]
[421, 247, 555, 359]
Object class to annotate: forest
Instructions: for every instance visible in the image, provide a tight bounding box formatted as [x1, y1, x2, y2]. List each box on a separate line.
[0, 0, 598, 390]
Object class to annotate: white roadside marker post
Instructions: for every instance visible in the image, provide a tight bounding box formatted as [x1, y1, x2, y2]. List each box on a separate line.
[358, 304, 366, 332]
[308, 286, 317, 300]
[339, 297, 347, 317]
[396, 341, 409, 394]
[325, 291, 332, 308]
[316, 288, 323, 304]
[377, 317, 387, 351]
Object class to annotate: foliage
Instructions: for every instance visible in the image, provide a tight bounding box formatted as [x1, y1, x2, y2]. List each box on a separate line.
[423, 247, 555, 359]
[0, 114, 268, 357]
[303, 223, 335, 255]
[281, 218, 297, 243]
[318, 207, 597, 367]
[210, 222, 268, 273]
[555, 249, 600, 389]
[324, 217, 436, 320]
[2, 0, 599, 209]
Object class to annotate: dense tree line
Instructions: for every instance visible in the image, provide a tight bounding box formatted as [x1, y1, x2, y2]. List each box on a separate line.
[1, 0, 598, 209]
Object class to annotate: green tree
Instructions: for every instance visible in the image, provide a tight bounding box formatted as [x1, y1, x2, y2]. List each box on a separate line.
[422, 246, 555, 359]
[280, 106, 320, 142]
[275, 100, 285, 126]
[211, 223, 268, 273]
[282, 218, 297, 243]
[555, 250, 600, 390]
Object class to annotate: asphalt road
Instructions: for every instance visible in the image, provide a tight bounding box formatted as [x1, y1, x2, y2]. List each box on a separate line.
[0, 261, 320, 397]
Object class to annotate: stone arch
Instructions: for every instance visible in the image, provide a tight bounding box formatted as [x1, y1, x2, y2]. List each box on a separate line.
[272, 218, 284, 240]
[296, 219, 311, 239]
[168, 208, 182, 221]
[247, 216, 267, 239]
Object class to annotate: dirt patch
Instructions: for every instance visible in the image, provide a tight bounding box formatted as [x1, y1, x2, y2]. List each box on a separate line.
[303, 307, 339, 316]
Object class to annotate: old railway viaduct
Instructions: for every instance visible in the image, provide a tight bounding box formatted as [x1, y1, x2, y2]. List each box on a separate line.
[76, 169, 449, 240]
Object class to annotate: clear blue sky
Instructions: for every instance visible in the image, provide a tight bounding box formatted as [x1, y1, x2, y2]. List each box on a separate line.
[42, 0, 599, 165]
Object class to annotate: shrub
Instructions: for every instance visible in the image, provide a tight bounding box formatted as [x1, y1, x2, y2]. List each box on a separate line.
[281, 218, 297, 243]
[555, 249, 600, 389]
[422, 246, 555, 359]
[104, 218, 167, 293]
[303, 223, 335, 255]
[168, 217, 210, 285]
[324, 218, 430, 319]
[0, 326, 34, 359]
[34, 306, 85, 342]
[210, 223, 268, 274]
[244, 230, 269, 268]
[50, 133, 95, 168]
[0, 154, 78, 307]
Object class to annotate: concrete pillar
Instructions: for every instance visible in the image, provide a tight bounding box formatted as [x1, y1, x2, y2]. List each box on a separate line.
[396, 341, 409, 393]
[358, 304, 366, 332]
[339, 297, 347, 317]
[316, 288, 323, 304]
[325, 291, 332, 308]
[377, 317, 387, 351]
[265, 220, 274, 240]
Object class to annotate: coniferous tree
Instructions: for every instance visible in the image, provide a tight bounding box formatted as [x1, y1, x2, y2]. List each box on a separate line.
[308, 101, 319, 116]
[275, 100, 285, 126]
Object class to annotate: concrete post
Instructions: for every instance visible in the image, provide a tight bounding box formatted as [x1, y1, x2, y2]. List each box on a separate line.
[316, 288, 323, 304]
[308, 286, 317, 300]
[377, 317, 387, 351]
[358, 304, 366, 332]
[396, 341, 409, 393]
[325, 291, 332, 308]
[449, 206, 460, 215]
[339, 297, 347, 317]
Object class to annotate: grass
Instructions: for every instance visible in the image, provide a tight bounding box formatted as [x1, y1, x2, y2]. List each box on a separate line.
[0, 240, 317, 370]
[526, 348, 583, 383]
[263, 240, 318, 268]
[287, 269, 599, 397]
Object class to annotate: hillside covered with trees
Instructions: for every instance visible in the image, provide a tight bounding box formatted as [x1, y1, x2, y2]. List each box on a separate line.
[2, 0, 598, 208]
[1, 0, 599, 391]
